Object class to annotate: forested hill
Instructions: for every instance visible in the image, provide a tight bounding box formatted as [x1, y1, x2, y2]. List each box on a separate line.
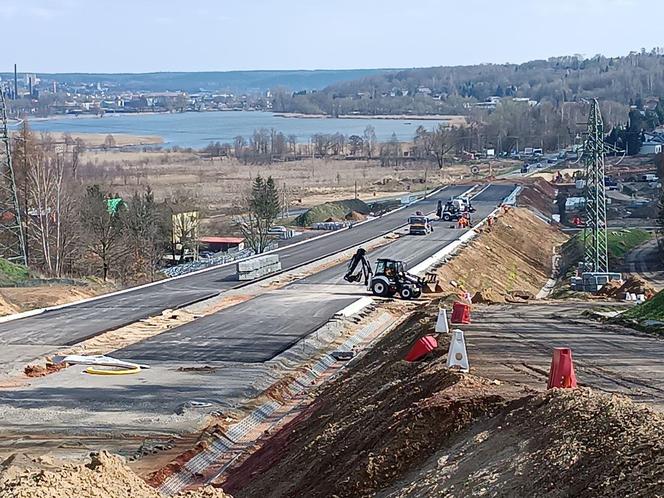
[0, 69, 394, 93]
[271, 50, 664, 116]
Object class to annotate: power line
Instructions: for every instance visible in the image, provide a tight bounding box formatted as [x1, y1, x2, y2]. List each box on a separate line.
[0, 87, 27, 265]
[581, 99, 609, 273]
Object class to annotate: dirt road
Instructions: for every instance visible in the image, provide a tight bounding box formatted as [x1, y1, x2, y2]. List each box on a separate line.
[623, 239, 664, 290]
[467, 301, 664, 409]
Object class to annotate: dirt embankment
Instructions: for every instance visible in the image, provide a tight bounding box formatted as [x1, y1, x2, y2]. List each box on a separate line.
[220, 304, 664, 498]
[0, 283, 116, 317]
[437, 207, 568, 303]
[517, 177, 559, 217]
[221, 306, 514, 498]
[381, 388, 664, 498]
[0, 450, 232, 498]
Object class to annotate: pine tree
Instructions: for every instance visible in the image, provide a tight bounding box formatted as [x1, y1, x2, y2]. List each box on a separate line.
[242, 175, 281, 253]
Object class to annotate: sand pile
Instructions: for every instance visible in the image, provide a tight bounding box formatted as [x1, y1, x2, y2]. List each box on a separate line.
[0, 450, 232, 498]
[471, 288, 502, 304]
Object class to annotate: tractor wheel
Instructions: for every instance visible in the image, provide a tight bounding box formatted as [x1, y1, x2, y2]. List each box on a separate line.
[371, 280, 389, 297]
[412, 287, 422, 299]
[399, 286, 413, 300]
[443, 213, 451, 221]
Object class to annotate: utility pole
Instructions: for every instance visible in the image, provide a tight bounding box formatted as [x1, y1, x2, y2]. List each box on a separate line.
[582, 99, 609, 273]
[354, 180, 358, 200]
[424, 168, 428, 198]
[0, 87, 28, 265]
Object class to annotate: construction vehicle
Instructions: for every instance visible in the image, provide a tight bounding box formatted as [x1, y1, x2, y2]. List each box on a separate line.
[453, 196, 476, 213]
[344, 250, 425, 299]
[440, 200, 464, 221]
[408, 214, 433, 235]
[369, 258, 424, 299]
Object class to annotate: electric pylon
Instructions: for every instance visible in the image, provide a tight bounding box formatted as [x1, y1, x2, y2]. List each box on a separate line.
[0, 87, 27, 265]
[581, 99, 609, 273]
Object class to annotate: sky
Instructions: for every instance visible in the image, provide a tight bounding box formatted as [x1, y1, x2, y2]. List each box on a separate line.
[3, 0, 659, 73]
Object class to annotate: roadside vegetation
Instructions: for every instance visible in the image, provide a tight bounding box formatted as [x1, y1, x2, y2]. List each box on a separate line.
[0, 258, 30, 286]
[607, 229, 652, 262]
[621, 290, 664, 322]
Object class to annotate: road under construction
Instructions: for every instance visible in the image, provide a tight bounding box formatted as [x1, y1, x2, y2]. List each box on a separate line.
[0, 184, 512, 443]
[0, 178, 663, 498]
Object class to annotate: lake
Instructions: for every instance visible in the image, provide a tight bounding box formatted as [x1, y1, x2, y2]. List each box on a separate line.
[25, 111, 446, 149]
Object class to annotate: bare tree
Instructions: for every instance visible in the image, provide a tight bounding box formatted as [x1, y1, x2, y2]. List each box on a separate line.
[234, 135, 246, 160]
[124, 186, 170, 280]
[363, 125, 377, 159]
[103, 134, 116, 150]
[415, 125, 461, 169]
[79, 185, 125, 281]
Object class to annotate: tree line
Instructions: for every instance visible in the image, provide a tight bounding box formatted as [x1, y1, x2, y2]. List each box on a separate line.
[5, 122, 200, 283]
[271, 50, 664, 117]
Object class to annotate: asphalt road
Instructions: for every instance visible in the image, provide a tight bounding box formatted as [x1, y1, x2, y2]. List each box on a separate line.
[119, 185, 514, 364]
[0, 185, 472, 347]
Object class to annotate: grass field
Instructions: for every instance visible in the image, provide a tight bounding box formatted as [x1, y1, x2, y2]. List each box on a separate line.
[607, 229, 652, 260]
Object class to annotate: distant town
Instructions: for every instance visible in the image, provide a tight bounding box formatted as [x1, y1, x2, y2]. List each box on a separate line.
[0, 65, 538, 119]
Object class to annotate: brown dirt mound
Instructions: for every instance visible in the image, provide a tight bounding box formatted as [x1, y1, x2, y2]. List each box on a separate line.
[471, 288, 503, 304]
[221, 307, 515, 498]
[23, 363, 67, 378]
[221, 302, 664, 498]
[518, 178, 557, 216]
[381, 388, 664, 497]
[345, 210, 367, 222]
[0, 450, 232, 498]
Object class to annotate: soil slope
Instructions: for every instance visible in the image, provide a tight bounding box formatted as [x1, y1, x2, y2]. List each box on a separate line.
[437, 207, 568, 303]
[221, 305, 664, 498]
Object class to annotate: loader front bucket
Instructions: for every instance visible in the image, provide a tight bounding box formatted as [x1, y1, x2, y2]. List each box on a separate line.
[422, 271, 443, 293]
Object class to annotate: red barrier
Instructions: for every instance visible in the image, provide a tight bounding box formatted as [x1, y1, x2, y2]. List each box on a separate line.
[451, 301, 471, 324]
[547, 348, 578, 389]
[405, 335, 438, 362]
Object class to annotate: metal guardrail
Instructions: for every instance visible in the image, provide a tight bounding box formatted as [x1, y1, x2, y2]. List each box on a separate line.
[161, 243, 278, 278]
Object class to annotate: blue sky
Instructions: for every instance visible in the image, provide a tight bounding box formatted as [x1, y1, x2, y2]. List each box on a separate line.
[5, 0, 658, 73]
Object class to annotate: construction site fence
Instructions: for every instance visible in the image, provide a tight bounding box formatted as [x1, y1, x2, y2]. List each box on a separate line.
[161, 243, 278, 278]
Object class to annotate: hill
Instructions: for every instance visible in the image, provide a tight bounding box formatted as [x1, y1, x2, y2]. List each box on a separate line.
[272, 50, 664, 116]
[3, 69, 396, 94]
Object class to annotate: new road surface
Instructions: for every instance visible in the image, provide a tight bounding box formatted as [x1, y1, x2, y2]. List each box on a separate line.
[0, 185, 474, 349]
[118, 185, 514, 364]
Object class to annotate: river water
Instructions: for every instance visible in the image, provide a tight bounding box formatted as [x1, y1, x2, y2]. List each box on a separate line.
[25, 111, 445, 149]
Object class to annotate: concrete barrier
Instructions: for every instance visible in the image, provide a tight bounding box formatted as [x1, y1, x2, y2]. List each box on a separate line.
[236, 254, 282, 281]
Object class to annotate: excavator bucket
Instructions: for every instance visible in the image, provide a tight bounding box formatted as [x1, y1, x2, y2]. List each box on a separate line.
[422, 271, 443, 293]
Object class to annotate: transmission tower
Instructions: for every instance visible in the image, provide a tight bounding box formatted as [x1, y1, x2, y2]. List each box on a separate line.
[0, 87, 27, 265]
[581, 99, 609, 273]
